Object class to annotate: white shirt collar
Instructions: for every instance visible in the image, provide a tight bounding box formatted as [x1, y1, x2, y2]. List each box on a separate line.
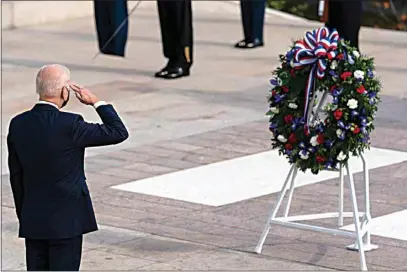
[37, 100, 59, 109]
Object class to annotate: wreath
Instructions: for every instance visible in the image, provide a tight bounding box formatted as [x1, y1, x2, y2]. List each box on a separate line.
[267, 27, 381, 174]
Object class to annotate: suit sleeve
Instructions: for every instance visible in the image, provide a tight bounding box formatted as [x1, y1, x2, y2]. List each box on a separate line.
[72, 104, 129, 148]
[7, 133, 24, 220]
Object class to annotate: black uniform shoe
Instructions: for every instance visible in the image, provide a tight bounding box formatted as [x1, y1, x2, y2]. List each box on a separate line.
[234, 38, 264, 49]
[154, 66, 190, 79]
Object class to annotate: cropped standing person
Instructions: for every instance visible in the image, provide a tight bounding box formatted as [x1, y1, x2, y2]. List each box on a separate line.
[235, 0, 267, 49]
[322, 0, 363, 50]
[7, 64, 129, 271]
[155, 0, 193, 79]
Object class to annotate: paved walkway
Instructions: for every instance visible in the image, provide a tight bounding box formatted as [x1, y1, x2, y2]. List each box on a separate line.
[2, 1, 407, 270]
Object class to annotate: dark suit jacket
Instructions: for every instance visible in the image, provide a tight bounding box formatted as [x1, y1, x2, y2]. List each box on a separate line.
[7, 103, 129, 239]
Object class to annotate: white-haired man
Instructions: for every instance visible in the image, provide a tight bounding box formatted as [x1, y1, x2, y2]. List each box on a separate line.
[7, 64, 129, 271]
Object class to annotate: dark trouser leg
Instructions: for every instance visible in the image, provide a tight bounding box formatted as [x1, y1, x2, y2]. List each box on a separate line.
[252, 0, 266, 42]
[326, 0, 362, 50]
[157, 0, 193, 69]
[26, 239, 49, 271]
[48, 235, 83, 271]
[93, 0, 128, 57]
[157, 0, 178, 65]
[240, 0, 253, 41]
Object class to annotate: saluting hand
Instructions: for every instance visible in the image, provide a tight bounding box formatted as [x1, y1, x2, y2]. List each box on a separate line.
[70, 83, 100, 106]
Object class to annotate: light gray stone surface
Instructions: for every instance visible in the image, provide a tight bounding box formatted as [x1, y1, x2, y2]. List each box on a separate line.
[2, 1, 407, 271]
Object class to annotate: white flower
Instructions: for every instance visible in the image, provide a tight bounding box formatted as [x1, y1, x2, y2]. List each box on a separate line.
[347, 99, 358, 109]
[336, 129, 343, 137]
[354, 70, 364, 80]
[310, 136, 319, 146]
[353, 51, 360, 58]
[330, 60, 338, 70]
[337, 151, 347, 161]
[277, 135, 287, 143]
[270, 107, 279, 114]
[277, 78, 283, 86]
[288, 103, 298, 109]
[300, 151, 309, 160]
[290, 59, 295, 68]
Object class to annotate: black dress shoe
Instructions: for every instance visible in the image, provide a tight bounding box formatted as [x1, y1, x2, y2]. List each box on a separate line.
[234, 38, 264, 49]
[234, 39, 248, 48]
[155, 66, 189, 79]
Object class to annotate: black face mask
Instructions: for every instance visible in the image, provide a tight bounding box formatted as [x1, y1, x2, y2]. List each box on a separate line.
[61, 88, 70, 109]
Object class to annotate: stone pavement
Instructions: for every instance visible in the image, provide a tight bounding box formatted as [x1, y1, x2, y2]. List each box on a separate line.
[2, 1, 407, 270]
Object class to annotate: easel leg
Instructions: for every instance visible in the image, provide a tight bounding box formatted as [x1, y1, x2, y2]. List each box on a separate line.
[284, 167, 297, 217]
[338, 165, 344, 227]
[345, 163, 368, 271]
[347, 154, 378, 252]
[255, 165, 297, 254]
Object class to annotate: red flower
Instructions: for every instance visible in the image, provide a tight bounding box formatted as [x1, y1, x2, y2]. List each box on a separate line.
[356, 85, 366, 94]
[317, 134, 325, 144]
[336, 53, 344, 60]
[271, 90, 277, 97]
[353, 126, 360, 134]
[334, 109, 343, 120]
[341, 72, 352, 81]
[284, 115, 294, 124]
[281, 86, 289, 93]
[285, 143, 293, 150]
[316, 155, 326, 163]
[290, 69, 296, 78]
[288, 133, 297, 143]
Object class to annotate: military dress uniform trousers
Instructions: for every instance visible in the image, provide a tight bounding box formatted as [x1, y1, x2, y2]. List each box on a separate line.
[325, 0, 363, 50]
[240, 0, 267, 42]
[156, 0, 193, 69]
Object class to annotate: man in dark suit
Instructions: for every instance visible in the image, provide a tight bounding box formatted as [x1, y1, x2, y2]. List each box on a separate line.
[235, 0, 267, 49]
[155, 0, 193, 79]
[7, 64, 129, 271]
[323, 0, 363, 50]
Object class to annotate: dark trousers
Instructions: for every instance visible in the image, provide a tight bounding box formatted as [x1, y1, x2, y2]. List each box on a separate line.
[325, 0, 363, 50]
[240, 0, 266, 42]
[25, 235, 83, 271]
[94, 0, 128, 57]
[157, 0, 193, 68]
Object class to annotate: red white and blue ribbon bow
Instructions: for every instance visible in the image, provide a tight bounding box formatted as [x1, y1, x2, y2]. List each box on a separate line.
[292, 27, 339, 132]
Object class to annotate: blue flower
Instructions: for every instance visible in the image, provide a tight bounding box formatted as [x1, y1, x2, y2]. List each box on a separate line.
[338, 132, 346, 140]
[368, 92, 376, 99]
[338, 120, 346, 129]
[291, 117, 303, 131]
[333, 96, 339, 104]
[324, 139, 334, 148]
[351, 110, 359, 117]
[274, 94, 286, 103]
[270, 79, 279, 87]
[269, 122, 278, 130]
[367, 69, 374, 78]
[329, 70, 339, 78]
[299, 142, 306, 149]
[332, 87, 343, 97]
[308, 147, 316, 153]
[360, 117, 368, 127]
[369, 98, 376, 105]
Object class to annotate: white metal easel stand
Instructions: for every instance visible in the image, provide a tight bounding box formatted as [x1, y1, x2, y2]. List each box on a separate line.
[254, 153, 378, 271]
